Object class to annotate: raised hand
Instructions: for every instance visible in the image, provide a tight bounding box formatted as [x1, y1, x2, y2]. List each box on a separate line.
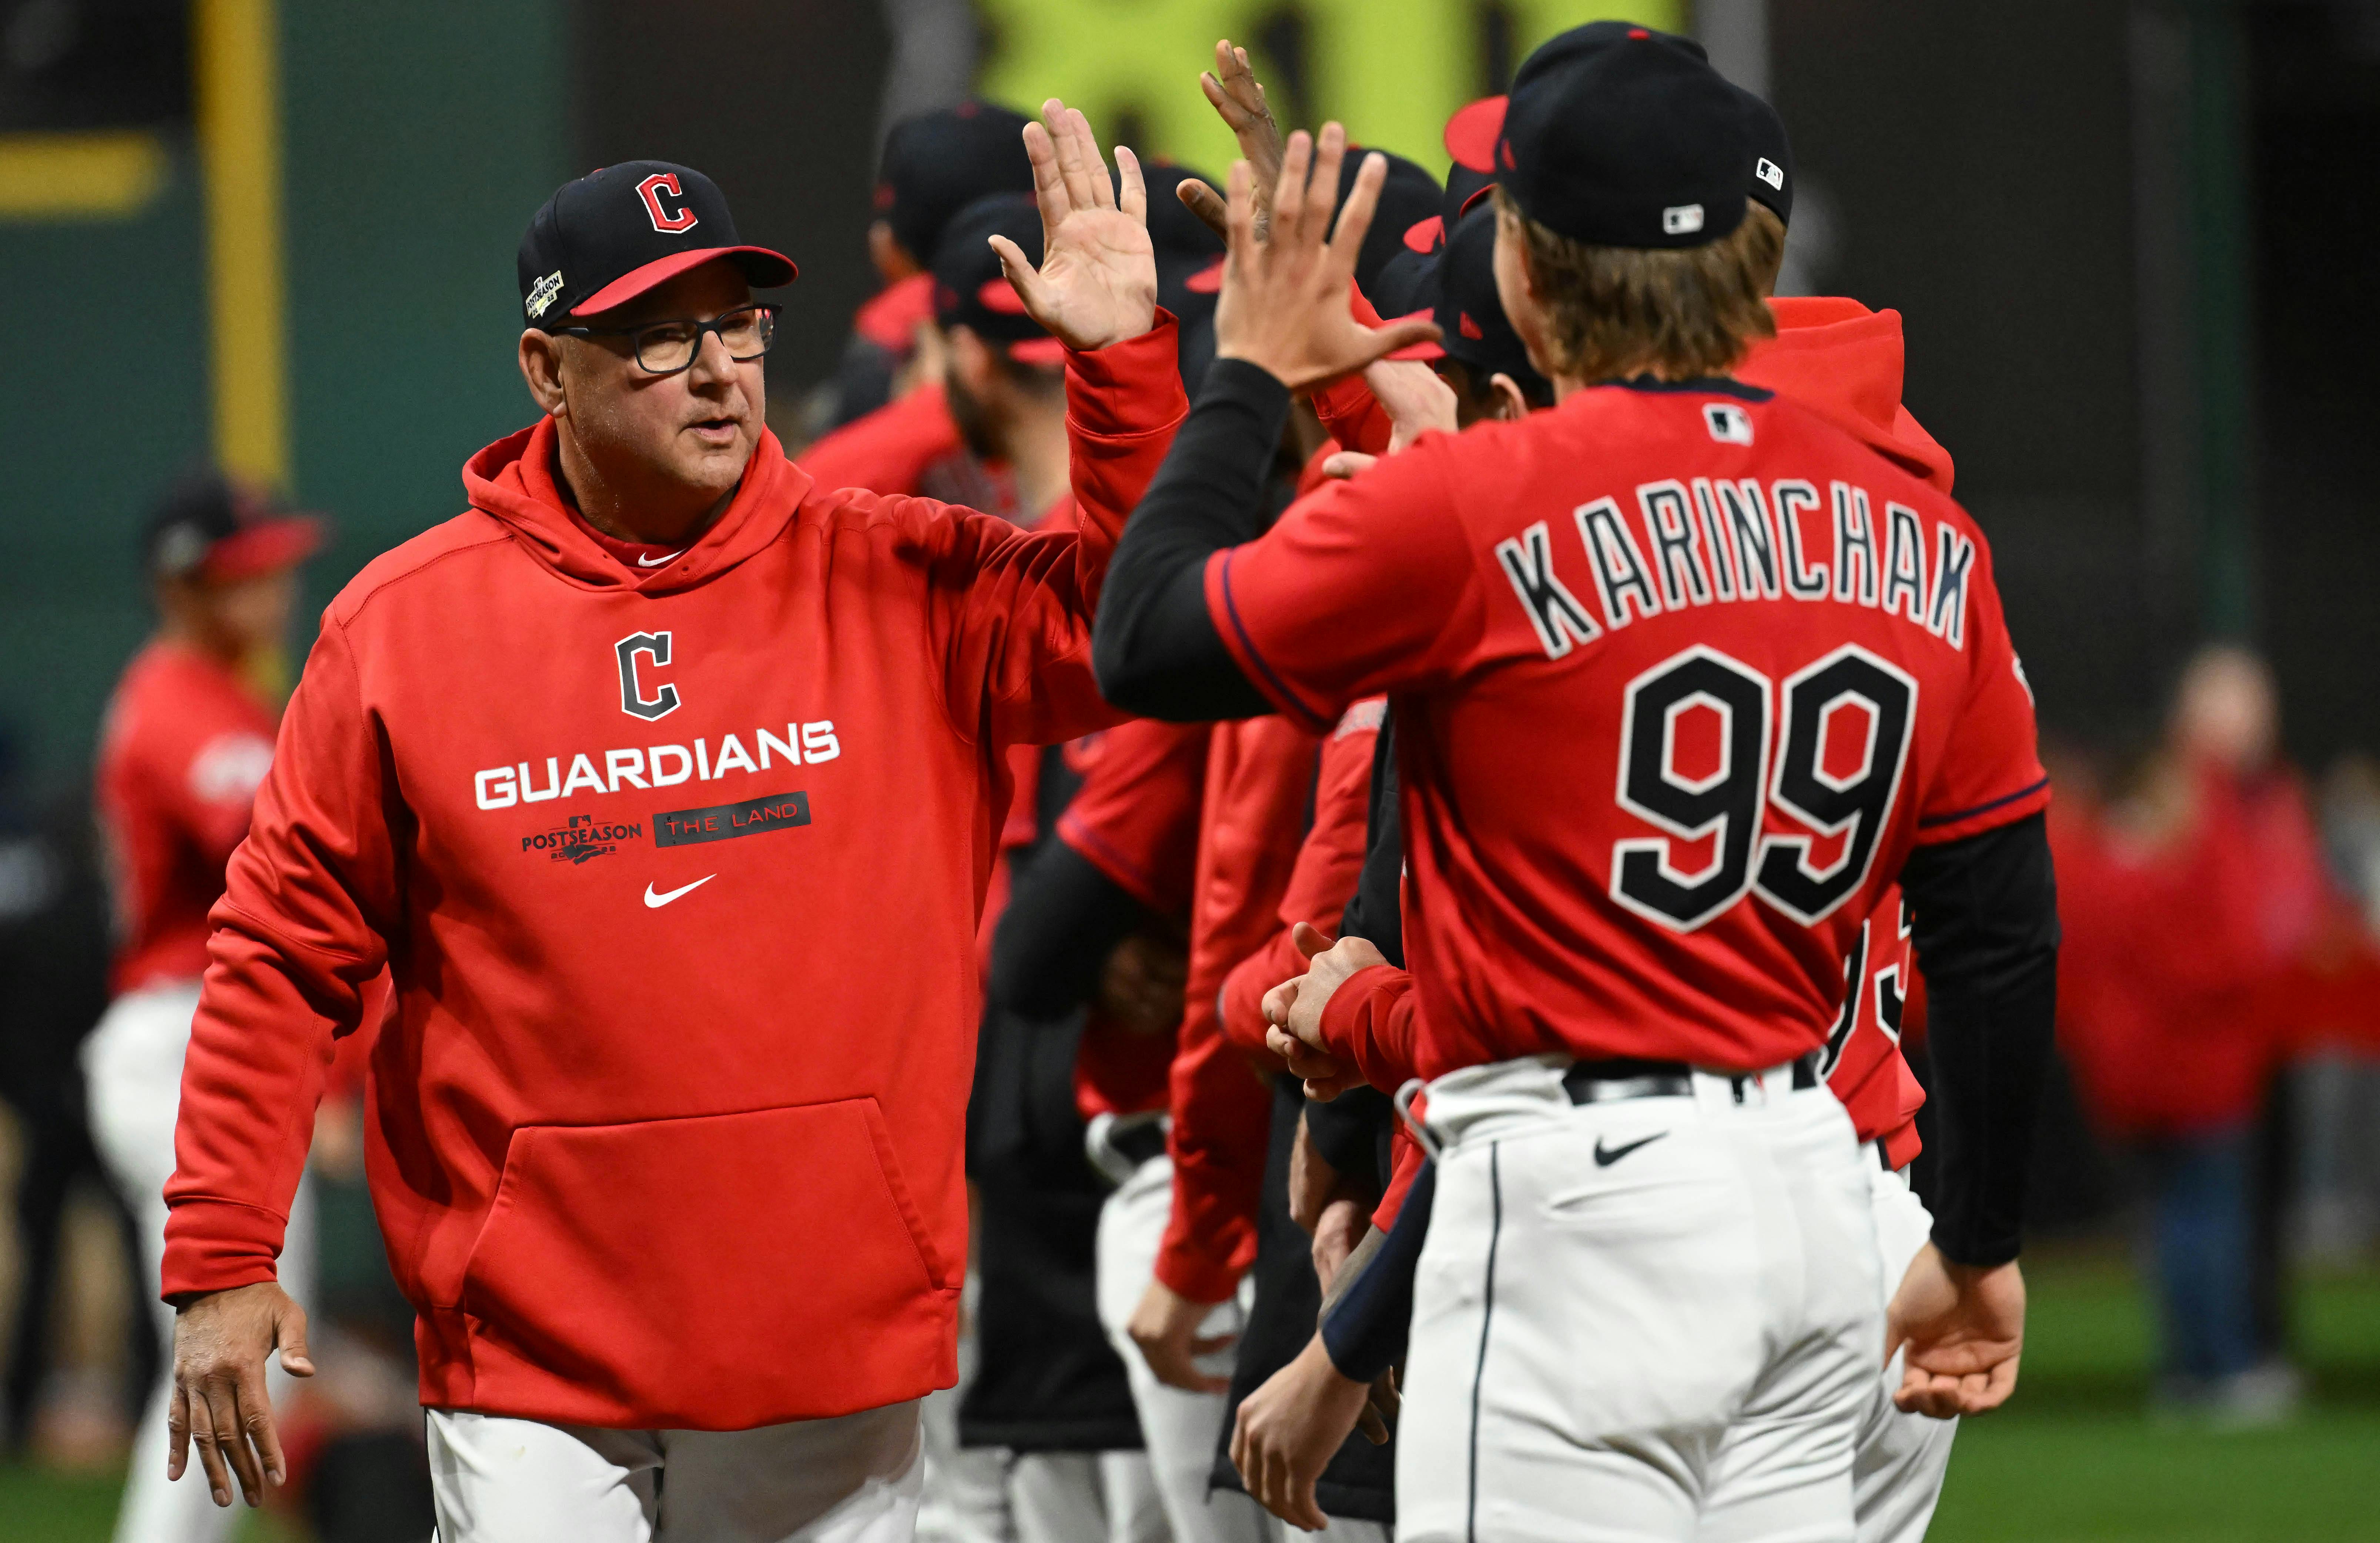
[1887, 1246, 2026, 1418]
[1200, 40, 1286, 240]
[1214, 125, 1440, 391]
[990, 99, 1158, 352]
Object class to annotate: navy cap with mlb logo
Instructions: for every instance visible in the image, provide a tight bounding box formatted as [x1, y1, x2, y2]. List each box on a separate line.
[1496, 24, 1750, 250]
[517, 161, 797, 328]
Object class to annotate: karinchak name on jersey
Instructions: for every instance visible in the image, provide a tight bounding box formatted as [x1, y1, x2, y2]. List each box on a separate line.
[1494, 473, 1978, 663]
[520, 812, 644, 864]
[473, 721, 840, 811]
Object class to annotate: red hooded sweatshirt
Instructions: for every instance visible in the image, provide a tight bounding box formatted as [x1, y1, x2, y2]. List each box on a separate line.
[160, 323, 1186, 1432]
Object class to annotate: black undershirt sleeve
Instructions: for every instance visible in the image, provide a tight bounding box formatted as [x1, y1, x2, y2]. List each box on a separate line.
[1092, 360, 1293, 722]
[1337, 713, 1405, 970]
[1897, 810, 2061, 1268]
[987, 841, 1149, 1021]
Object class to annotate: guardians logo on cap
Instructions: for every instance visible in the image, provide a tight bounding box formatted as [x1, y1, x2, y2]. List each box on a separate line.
[1496, 24, 1750, 250]
[517, 161, 796, 327]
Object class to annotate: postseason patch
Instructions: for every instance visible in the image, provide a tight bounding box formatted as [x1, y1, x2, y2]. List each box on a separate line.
[653, 791, 811, 848]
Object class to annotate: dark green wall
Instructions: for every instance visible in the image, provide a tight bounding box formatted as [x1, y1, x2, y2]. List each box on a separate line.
[0, 0, 567, 794]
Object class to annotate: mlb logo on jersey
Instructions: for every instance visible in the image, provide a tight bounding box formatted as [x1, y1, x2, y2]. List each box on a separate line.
[1705, 403, 1754, 445]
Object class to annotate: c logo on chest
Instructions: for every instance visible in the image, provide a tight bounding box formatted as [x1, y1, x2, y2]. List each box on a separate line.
[615, 631, 682, 720]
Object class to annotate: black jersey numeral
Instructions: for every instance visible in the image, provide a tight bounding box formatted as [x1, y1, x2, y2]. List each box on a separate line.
[1609, 645, 1918, 933]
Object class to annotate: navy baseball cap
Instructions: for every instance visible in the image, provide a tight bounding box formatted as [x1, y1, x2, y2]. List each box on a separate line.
[145, 471, 325, 583]
[1434, 206, 1550, 397]
[1497, 24, 1749, 248]
[932, 194, 1066, 367]
[876, 100, 1038, 266]
[1335, 147, 1444, 297]
[518, 161, 796, 327]
[1737, 87, 1793, 224]
[1441, 95, 1506, 232]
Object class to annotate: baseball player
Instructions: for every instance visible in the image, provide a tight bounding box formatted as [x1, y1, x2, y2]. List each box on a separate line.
[1248, 64, 1981, 1542]
[1093, 28, 2056, 1543]
[811, 100, 1039, 439]
[154, 107, 1188, 1542]
[84, 472, 323, 1543]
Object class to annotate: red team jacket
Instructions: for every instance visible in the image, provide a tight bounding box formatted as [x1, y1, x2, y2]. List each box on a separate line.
[161, 324, 1187, 1431]
[1055, 715, 1211, 1120]
[97, 643, 281, 994]
[1217, 359, 2047, 1087]
[1153, 716, 1323, 1302]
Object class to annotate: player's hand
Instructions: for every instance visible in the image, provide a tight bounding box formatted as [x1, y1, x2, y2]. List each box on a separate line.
[1127, 1277, 1236, 1394]
[1887, 1245, 2025, 1418]
[1097, 933, 1188, 1034]
[168, 1281, 314, 1508]
[1213, 126, 1440, 391]
[1199, 40, 1286, 242]
[1320, 450, 1379, 479]
[1263, 923, 1388, 1099]
[993, 99, 1158, 352]
[1286, 1109, 1341, 1234]
[1311, 1198, 1370, 1291]
[1231, 1334, 1375, 1530]
[1366, 357, 1460, 451]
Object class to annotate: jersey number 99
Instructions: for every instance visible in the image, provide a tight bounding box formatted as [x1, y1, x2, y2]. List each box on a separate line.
[1611, 644, 1916, 933]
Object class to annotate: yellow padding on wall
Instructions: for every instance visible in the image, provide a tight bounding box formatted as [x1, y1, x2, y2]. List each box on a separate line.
[0, 132, 168, 218]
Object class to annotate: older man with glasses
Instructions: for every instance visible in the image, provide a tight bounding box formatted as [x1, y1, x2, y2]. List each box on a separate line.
[150, 113, 1184, 1543]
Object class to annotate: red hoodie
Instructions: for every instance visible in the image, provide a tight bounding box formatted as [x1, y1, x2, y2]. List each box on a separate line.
[161, 323, 1186, 1432]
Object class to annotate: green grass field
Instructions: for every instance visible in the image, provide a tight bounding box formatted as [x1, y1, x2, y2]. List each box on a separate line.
[3, 1256, 2376, 1542]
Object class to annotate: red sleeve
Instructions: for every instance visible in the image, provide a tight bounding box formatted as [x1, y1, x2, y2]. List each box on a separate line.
[1216, 700, 1383, 1053]
[923, 317, 1189, 749]
[1370, 1126, 1425, 1231]
[163, 623, 395, 1299]
[1154, 993, 1270, 1302]
[796, 381, 958, 497]
[1914, 536, 2051, 844]
[1309, 284, 1394, 454]
[1057, 718, 1211, 913]
[1202, 444, 1481, 732]
[1316, 964, 1424, 1094]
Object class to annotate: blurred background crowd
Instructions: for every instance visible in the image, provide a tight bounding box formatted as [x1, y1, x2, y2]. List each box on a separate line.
[2, 0, 2379, 1539]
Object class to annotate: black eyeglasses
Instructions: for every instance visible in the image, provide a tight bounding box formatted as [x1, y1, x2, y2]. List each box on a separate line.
[549, 303, 778, 375]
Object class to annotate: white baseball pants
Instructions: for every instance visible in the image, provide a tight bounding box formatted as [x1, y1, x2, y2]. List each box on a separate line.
[1095, 1145, 1390, 1543]
[1395, 1056, 1882, 1543]
[426, 1398, 923, 1542]
[1095, 1151, 1278, 1543]
[1849, 1152, 1957, 1543]
[84, 981, 317, 1543]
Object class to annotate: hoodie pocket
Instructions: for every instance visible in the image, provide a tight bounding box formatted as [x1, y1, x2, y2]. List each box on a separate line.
[460, 1098, 955, 1420]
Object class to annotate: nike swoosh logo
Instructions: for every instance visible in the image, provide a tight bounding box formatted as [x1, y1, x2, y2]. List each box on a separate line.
[1593, 1132, 1668, 1168]
[635, 550, 683, 568]
[643, 875, 714, 908]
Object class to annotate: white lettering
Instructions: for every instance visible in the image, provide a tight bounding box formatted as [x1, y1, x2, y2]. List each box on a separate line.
[713, 733, 759, 777]
[605, 747, 649, 791]
[561, 753, 606, 797]
[801, 721, 841, 763]
[518, 758, 561, 803]
[758, 724, 801, 769]
[475, 766, 518, 809]
[649, 744, 694, 786]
